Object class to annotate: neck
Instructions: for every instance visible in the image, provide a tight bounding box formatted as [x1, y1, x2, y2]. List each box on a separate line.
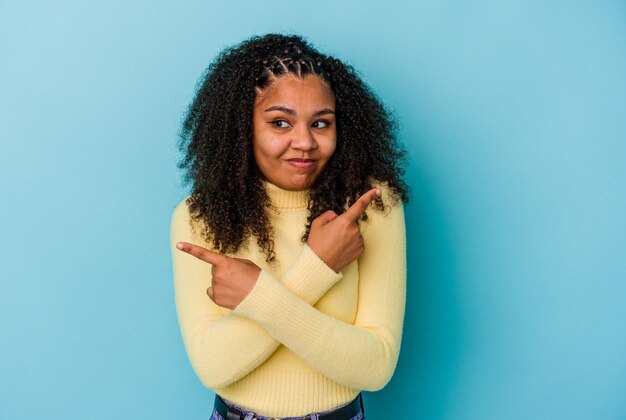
[263, 181, 309, 210]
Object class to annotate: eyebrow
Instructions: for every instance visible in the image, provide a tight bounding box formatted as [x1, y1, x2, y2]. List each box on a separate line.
[264, 105, 335, 117]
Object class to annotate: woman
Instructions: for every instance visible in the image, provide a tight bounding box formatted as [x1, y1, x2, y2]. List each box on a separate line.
[171, 33, 408, 419]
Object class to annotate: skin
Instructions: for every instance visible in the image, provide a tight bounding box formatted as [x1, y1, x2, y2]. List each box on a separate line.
[176, 73, 381, 309]
[252, 74, 337, 191]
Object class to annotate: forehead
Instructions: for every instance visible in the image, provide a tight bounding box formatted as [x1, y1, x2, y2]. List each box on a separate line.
[254, 74, 335, 108]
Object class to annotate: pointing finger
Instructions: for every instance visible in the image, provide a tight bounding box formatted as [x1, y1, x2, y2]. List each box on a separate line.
[176, 242, 225, 266]
[342, 188, 381, 222]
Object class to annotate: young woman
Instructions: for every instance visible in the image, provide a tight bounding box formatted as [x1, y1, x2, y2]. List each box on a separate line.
[171, 33, 408, 420]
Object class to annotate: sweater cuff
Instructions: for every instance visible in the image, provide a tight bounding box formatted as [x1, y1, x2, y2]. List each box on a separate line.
[232, 269, 324, 351]
[233, 269, 291, 320]
[280, 244, 343, 304]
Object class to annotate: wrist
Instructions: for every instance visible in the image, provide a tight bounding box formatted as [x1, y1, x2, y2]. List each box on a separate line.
[306, 241, 340, 273]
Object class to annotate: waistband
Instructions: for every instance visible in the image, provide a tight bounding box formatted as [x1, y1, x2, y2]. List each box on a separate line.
[213, 393, 364, 420]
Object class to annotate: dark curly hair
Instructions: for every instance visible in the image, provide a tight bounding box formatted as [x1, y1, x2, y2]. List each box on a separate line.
[177, 33, 408, 262]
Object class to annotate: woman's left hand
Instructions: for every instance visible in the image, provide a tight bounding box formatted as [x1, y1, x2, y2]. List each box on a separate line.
[175, 242, 261, 309]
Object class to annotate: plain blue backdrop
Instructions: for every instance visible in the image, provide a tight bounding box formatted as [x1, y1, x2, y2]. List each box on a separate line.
[1, 1, 625, 419]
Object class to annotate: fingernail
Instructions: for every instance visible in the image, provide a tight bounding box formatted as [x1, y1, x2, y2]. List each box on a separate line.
[176, 242, 184, 250]
[375, 189, 381, 196]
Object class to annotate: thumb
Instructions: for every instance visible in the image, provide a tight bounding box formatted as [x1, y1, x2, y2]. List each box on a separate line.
[206, 286, 215, 301]
[315, 210, 339, 226]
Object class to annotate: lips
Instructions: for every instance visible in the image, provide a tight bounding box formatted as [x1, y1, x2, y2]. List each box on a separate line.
[287, 158, 316, 169]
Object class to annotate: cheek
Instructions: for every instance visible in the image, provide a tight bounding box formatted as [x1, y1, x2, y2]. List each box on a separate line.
[322, 136, 337, 160]
[253, 137, 284, 165]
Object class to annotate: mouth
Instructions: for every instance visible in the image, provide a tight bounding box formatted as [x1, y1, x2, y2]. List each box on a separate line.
[286, 158, 316, 169]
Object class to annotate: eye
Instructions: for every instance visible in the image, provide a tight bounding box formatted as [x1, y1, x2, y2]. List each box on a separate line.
[312, 120, 331, 129]
[272, 119, 291, 129]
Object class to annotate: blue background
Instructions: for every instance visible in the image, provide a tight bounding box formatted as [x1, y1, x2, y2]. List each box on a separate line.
[1, 1, 625, 419]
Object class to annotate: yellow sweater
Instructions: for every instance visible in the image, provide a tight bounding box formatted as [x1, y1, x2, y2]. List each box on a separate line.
[170, 182, 406, 417]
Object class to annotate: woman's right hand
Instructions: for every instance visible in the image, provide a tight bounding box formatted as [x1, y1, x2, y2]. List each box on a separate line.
[307, 188, 381, 272]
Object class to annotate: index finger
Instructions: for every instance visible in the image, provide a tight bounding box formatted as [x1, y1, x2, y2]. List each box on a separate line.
[341, 188, 381, 222]
[175, 242, 226, 266]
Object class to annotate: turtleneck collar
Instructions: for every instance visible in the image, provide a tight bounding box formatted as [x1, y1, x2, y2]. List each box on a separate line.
[263, 181, 309, 210]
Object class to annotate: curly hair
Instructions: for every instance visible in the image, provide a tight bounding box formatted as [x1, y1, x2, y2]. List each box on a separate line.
[177, 33, 409, 262]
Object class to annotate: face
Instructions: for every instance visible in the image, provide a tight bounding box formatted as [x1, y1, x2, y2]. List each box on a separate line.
[252, 74, 337, 191]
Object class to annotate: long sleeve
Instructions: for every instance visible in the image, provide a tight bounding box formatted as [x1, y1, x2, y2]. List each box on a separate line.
[232, 195, 407, 391]
[170, 199, 343, 389]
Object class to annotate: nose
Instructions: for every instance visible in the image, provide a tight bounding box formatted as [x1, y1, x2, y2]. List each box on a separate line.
[290, 125, 318, 151]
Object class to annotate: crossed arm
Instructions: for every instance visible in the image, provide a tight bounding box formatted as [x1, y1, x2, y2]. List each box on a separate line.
[170, 187, 406, 390]
[171, 238, 345, 388]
